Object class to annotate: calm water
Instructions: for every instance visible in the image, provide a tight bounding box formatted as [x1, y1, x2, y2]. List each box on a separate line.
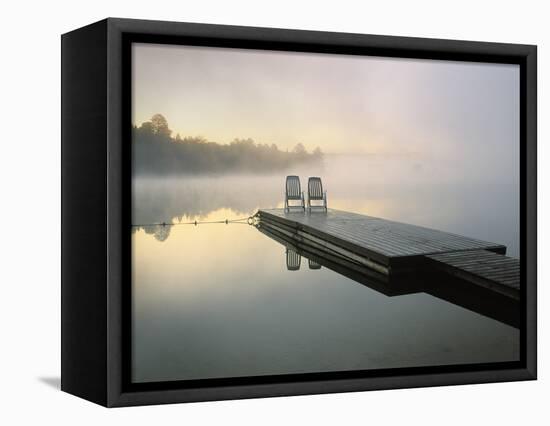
[131, 155, 520, 383]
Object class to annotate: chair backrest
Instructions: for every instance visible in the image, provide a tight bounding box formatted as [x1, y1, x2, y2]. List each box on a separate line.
[308, 177, 324, 200]
[286, 175, 302, 200]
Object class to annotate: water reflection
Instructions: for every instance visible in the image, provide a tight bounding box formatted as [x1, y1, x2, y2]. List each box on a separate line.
[259, 224, 519, 329]
[308, 259, 322, 270]
[132, 217, 519, 383]
[133, 174, 289, 225]
[137, 224, 172, 241]
[131, 158, 520, 383]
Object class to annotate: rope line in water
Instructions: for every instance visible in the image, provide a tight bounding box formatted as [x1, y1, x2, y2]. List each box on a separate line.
[132, 214, 258, 228]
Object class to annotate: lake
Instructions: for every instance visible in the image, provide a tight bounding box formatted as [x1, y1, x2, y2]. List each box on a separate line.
[131, 155, 520, 383]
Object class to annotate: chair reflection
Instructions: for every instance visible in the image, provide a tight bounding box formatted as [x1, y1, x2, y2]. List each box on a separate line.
[286, 249, 301, 271]
[308, 259, 322, 270]
[286, 249, 323, 271]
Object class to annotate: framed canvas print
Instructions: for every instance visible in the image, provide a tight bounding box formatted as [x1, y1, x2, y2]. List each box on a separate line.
[61, 18, 537, 407]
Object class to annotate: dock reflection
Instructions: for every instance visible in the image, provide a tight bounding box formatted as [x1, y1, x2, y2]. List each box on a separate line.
[258, 223, 520, 329]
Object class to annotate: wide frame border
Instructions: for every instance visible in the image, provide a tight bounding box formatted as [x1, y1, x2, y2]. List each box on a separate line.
[103, 18, 536, 407]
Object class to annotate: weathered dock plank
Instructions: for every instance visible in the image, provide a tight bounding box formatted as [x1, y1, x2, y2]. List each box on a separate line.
[258, 208, 507, 271]
[426, 250, 520, 299]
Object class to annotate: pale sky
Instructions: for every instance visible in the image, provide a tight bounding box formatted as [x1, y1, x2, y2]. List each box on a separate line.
[132, 43, 519, 164]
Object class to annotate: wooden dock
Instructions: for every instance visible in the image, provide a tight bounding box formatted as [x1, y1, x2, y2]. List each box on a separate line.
[257, 208, 519, 298]
[426, 250, 519, 299]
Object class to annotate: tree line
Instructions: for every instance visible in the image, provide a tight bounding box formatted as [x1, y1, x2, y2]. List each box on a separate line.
[133, 114, 323, 175]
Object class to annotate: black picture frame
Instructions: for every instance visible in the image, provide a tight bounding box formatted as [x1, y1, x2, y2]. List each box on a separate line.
[61, 17, 537, 407]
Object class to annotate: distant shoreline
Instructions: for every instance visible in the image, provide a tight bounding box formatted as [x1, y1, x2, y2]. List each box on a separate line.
[133, 114, 324, 175]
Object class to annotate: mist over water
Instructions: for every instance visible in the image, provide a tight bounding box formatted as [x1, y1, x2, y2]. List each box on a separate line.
[131, 155, 520, 383]
[133, 154, 519, 257]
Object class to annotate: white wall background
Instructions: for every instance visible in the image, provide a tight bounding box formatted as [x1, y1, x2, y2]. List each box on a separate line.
[0, 0, 546, 424]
